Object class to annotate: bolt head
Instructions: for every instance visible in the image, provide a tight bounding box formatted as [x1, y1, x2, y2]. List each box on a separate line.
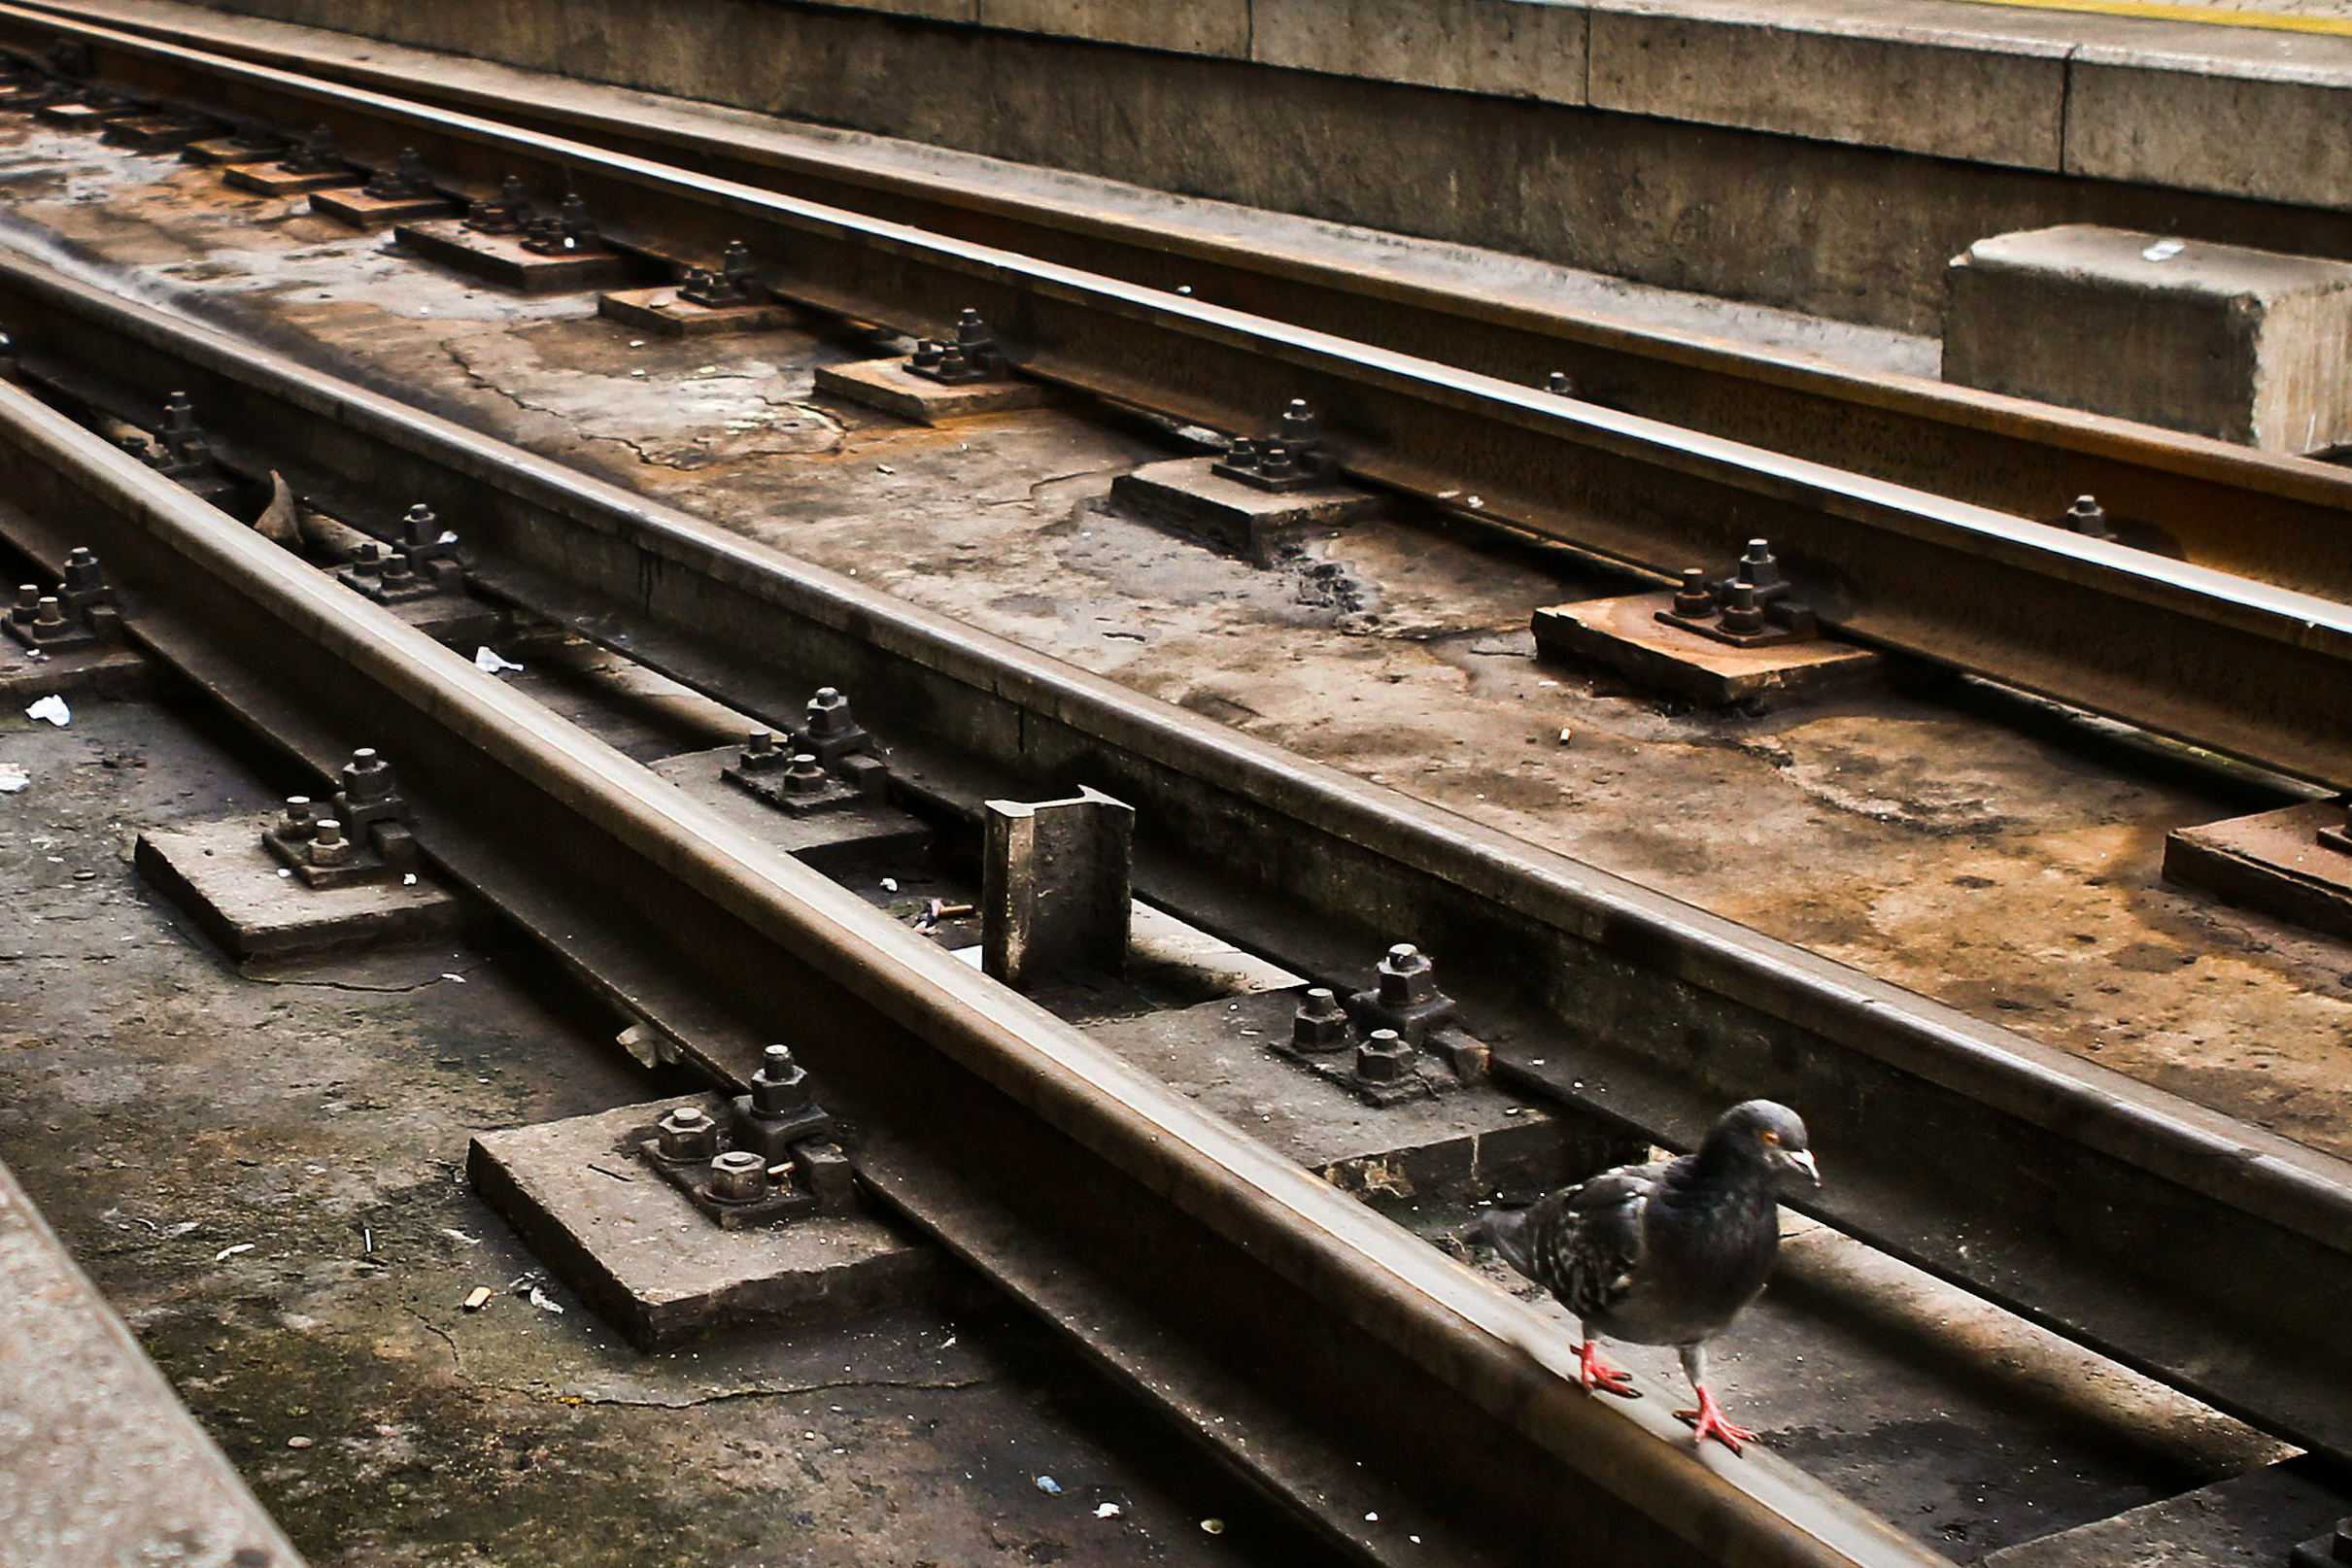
[1355, 1028, 1414, 1082]
[707, 1148, 767, 1203]
[656, 1104, 719, 1161]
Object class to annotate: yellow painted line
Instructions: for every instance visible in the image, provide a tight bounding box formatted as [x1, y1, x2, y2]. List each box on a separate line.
[1951, 0, 2352, 37]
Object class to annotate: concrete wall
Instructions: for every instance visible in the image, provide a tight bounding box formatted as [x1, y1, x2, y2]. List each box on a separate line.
[170, 0, 2352, 334]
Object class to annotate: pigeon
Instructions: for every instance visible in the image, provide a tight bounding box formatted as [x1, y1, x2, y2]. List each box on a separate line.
[1480, 1099, 1819, 1453]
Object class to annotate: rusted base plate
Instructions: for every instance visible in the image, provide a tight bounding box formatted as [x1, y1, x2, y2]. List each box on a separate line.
[374, 589, 500, 648]
[180, 138, 280, 166]
[0, 639, 144, 701]
[469, 1096, 947, 1349]
[309, 187, 453, 227]
[597, 286, 796, 337]
[99, 117, 206, 152]
[2165, 800, 2352, 940]
[392, 219, 637, 293]
[135, 815, 461, 961]
[1109, 457, 1383, 567]
[222, 164, 359, 197]
[811, 357, 1048, 425]
[649, 744, 930, 874]
[1532, 592, 1880, 709]
[1085, 989, 1582, 1204]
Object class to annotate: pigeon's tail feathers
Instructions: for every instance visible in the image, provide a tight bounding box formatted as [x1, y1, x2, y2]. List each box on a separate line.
[1477, 1205, 1538, 1278]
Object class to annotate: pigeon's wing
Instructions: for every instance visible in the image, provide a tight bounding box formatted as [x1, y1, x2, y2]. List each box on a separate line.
[1522, 1161, 1661, 1319]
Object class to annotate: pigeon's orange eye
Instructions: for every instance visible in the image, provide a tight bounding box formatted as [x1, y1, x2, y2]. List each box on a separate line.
[1759, 1130, 1780, 1144]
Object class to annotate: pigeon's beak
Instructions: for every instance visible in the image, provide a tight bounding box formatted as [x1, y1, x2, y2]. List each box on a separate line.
[1782, 1148, 1821, 1185]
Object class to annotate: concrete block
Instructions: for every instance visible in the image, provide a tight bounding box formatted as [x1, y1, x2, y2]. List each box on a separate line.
[2164, 800, 2352, 943]
[1085, 988, 1579, 1202]
[648, 743, 930, 875]
[136, 815, 461, 961]
[2065, 35, 2352, 217]
[811, 357, 1049, 424]
[308, 186, 455, 228]
[392, 219, 638, 294]
[1944, 225, 2352, 455]
[983, 787, 1132, 989]
[1587, 0, 2066, 170]
[0, 640, 145, 702]
[1251, 0, 1587, 103]
[470, 1098, 946, 1349]
[597, 286, 797, 337]
[1531, 592, 1879, 709]
[1109, 456, 1383, 566]
[975, 0, 1248, 55]
[221, 162, 359, 197]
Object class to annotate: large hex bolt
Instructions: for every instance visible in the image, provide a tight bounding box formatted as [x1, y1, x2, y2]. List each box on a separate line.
[750, 1043, 814, 1118]
[738, 730, 785, 773]
[1671, 567, 1715, 619]
[1719, 582, 1766, 636]
[1736, 538, 1784, 593]
[278, 796, 317, 836]
[2065, 494, 2114, 541]
[305, 818, 354, 869]
[61, 547, 102, 595]
[11, 585, 38, 625]
[1376, 944, 1438, 1009]
[805, 687, 854, 741]
[1355, 1028, 1414, 1083]
[341, 748, 394, 806]
[1291, 987, 1351, 1053]
[656, 1104, 720, 1161]
[400, 503, 441, 547]
[29, 597, 66, 637]
[346, 542, 383, 580]
[706, 1149, 768, 1204]
[1546, 370, 1577, 396]
[378, 553, 418, 593]
[781, 753, 828, 798]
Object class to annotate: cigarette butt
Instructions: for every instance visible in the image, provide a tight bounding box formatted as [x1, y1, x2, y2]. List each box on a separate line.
[1557, 728, 1575, 746]
[936, 903, 975, 918]
[462, 1287, 493, 1312]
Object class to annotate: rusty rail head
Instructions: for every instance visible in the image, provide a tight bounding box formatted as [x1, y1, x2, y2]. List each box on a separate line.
[0, 374, 1943, 1567]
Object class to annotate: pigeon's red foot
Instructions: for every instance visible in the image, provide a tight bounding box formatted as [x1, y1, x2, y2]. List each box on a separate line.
[1675, 1386, 1756, 1453]
[1576, 1342, 1640, 1398]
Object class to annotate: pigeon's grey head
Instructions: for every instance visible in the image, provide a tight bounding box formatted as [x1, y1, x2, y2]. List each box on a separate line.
[1713, 1100, 1820, 1185]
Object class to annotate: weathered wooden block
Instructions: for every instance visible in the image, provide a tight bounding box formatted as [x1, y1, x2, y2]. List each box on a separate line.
[135, 815, 460, 961]
[597, 286, 796, 337]
[1532, 592, 1879, 709]
[392, 219, 637, 293]
[812, 357, 1049, 425]
[1110, 456, 1382, 566]
[2165, 800, 2352, 941]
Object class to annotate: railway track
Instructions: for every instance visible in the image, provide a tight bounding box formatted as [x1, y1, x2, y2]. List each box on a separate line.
[2, 17, 2350, 1565]
[1, 3, 2350, 790]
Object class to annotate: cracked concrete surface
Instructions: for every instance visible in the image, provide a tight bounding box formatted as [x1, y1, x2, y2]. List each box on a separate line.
[0, 117, 2344, 1172]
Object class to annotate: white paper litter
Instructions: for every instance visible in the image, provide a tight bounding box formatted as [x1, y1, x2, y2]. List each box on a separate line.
[1034, 1477, 1062, 1495]
[474, 647, 524, 675]
[214, 1243, 255, 1262]
[1093, 1503, 1121, 1519]
[0, 763, 27, 794]
[2142, 238, 2186, 261]
[526, 1285, 564, 1314]
[24, 695, 70, 727]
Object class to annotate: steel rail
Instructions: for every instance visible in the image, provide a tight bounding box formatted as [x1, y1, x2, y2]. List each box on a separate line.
[5, 245, 2350, 1467]
[26, 0, 2352, 605]
[1, 7, 2349, 789]
[0, 373, 1949, 1568]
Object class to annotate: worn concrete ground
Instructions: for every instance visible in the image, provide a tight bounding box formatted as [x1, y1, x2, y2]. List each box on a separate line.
[0, 697, 1342, 1568]
[1, 118, 2344, 1172]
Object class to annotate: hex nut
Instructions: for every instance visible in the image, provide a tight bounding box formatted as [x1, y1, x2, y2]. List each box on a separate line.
[1355, 1028, 1414, 1083]
[656, 1105, 719, 1161]
[706, 1148, 767, 1203]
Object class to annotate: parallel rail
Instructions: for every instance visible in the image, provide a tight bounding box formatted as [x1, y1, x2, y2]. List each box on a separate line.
[3, 5, 2351, 789]
[0, 348, 1943, 1568]
[30, 0, 2352, 599]
[5, 246, 2350, 1476]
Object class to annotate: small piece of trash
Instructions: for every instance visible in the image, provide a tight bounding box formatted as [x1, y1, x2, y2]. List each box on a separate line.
[276, 868, 294, 879]
[1201, 1518, 1225, 1535]
[441, 972, 466, 984]
[1094, 1502, 1122, 1518]
[0, 764, 26, 794]
[461, 1286, 493, 1312]
[879, 876, 899, 893]
[1035, 1476, 1063, 1495]
[1176, 285, 1193, 295]
[1366, 1511, 1380, 1521]
[527, 1285, 565, 1314]
[441, 1228, 482, 1245]
[402, 872, 418, 886]
[875, 463, 896, 474]
[1557, 728, 1575, 745]
[628, 339, 645, 348]
[24, 695, 70, 728]
[2142, 238, 2186, 261]
[629, 368, 647, 377]
[1465, 495, 1484, 509]
[474, 647, 524, 675]
[214, 1243, 255, 1262]
[286, 1435, 313, 1449]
